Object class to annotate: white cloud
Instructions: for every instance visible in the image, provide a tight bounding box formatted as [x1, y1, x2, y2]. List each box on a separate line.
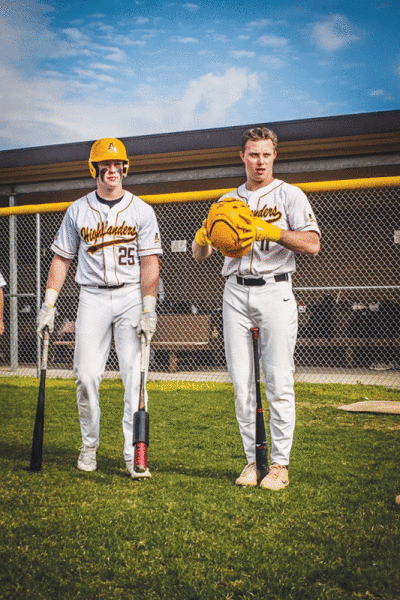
[0, 62, 260, 149]
[0, 0, 55, 70]
[108, 34, 146, 47]
[212, 34, 228, 43]
[184, 3, 199, 10]
[102, 46, 128, 62]
[176, 68, 260, 129]
[62, 28, 90, 44]
[248, 19, 272, 27]
[169, 36, 199, 43]
[311, 14, 362, 52]
[248, 19, 286, 28]
[256, 35, 289, 48]
[369, 89, 393, 100]
[92, 63, 119, 71]
[260, 55, 286, 69]
[229, 50, 256, 59]
[73, 68, 114, 83]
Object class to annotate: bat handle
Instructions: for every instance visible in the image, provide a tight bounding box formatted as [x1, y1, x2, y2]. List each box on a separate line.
[140, 334, 146, 372]
[41, 327, 50, 370]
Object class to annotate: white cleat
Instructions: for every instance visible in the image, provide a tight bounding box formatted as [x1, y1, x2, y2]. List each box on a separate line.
[126, 460, 151, 479]
[259, 463, 289, 491]
[77, 445, 98, 472]
[235, 462, 258, 487]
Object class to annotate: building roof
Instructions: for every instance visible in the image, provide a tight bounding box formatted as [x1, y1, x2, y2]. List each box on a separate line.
[0, 109, 399, 204]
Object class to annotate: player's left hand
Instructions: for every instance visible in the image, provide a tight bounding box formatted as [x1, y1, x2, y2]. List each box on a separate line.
[136, 311, 157, 343]
[37, 303, 56, 339]
[254, 217, 282, 242]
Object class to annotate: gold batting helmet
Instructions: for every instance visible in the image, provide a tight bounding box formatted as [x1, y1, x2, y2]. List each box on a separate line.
[206, 198, 255, 258]
[88, 138, 129, 178]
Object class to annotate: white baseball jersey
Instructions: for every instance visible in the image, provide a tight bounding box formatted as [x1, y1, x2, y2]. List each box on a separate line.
[0, 271, 5, 288]
[51, 191, 162, 286]
[219, 180, 320, 277]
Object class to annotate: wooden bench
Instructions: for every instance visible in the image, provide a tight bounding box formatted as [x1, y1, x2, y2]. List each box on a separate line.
[296, 301, 400, 367]
[51, 315, 399, 370]
[51, 313, 223, 372]
[151, 313, 222, 372]
[50, 320, 75, 363]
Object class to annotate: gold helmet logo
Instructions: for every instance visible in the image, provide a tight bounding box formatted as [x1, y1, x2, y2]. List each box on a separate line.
[88, 138, 129, 178]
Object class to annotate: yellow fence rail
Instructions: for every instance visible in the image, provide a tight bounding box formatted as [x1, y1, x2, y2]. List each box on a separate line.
[0, 176, 399, 217]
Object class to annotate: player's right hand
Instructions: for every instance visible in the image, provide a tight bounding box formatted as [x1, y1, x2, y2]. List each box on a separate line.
[37, 303, 56, 339]
[194, 220, 211, 247]
[136, 311, 157, 343]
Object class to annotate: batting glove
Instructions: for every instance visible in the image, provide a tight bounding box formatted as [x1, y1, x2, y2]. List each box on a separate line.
[37, 288, 59, 339]
[254, 217, 282, 242]
[37, 304, 56, 339]
[136, 295, 157, 343]
[194, 220, 211, 247]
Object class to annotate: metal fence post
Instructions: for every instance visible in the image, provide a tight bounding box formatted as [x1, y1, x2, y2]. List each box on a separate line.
[9, 195, 18, 371]
[36, 213, 41, 378]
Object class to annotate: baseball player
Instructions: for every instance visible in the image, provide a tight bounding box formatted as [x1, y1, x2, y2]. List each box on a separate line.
[0, 271, 6, 336]
[37, 138, 162, 478]
[192, 127, 320, 491]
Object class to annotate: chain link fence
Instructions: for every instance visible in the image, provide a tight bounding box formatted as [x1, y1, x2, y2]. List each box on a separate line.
[1, 184, 399, 387]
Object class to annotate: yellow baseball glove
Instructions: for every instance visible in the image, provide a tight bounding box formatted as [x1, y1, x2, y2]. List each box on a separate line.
[206, 198, 255, 257]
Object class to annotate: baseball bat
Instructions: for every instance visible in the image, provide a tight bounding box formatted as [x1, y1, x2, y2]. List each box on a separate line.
[30, 328, 50, 472]
[250, 327, 268, 484]
[133, 335, 149, 472]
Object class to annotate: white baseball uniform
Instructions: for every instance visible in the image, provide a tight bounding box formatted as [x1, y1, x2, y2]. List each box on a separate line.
[0, 271, 6, 288]
[51, 191, 162, 461]
[219, 180, 320, 466]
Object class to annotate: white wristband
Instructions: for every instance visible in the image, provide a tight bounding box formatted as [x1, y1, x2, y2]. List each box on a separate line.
[45, 288, 59, 308]
[143, 295, 157, 313]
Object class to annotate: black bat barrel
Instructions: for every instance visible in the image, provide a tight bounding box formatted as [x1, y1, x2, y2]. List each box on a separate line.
[133, 410, 149, 446]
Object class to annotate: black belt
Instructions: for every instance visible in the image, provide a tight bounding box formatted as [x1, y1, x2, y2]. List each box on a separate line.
[235, 273, 289, 286]
[96, 283, 125, 290]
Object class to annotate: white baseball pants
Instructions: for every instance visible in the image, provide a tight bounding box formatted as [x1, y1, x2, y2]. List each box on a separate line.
[74, 284, 147, 461]
[223, 276, 298, 466]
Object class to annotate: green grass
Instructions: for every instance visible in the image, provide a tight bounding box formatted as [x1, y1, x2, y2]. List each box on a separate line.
[1, 377, 400, 600]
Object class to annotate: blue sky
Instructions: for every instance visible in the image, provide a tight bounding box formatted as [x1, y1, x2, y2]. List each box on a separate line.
[1, 0, 399, 150]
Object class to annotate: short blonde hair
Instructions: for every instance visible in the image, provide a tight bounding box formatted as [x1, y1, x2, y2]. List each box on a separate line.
[241, 127, 278, 152]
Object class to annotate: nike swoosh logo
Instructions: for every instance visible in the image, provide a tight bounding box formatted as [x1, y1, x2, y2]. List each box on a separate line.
[283, 298, 290, 302]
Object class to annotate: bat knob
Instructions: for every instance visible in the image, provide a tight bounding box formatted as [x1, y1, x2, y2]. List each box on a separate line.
[250, 327, 260, 341]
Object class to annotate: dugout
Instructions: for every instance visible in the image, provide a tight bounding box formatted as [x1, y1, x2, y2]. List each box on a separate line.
[0, 110, 400, 384]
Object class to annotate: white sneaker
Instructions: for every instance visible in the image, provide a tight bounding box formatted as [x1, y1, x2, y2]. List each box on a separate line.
[259, 463, 289, 491]
[235, 462, 258, 487]
[126, 460, 151, 479]
[77, 445, 98, 472]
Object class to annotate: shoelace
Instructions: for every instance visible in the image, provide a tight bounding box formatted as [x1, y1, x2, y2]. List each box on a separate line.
[269, 466, 286, 479]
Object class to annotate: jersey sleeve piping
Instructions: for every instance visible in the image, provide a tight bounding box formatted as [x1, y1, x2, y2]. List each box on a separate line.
[50, 243, 77, 259]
